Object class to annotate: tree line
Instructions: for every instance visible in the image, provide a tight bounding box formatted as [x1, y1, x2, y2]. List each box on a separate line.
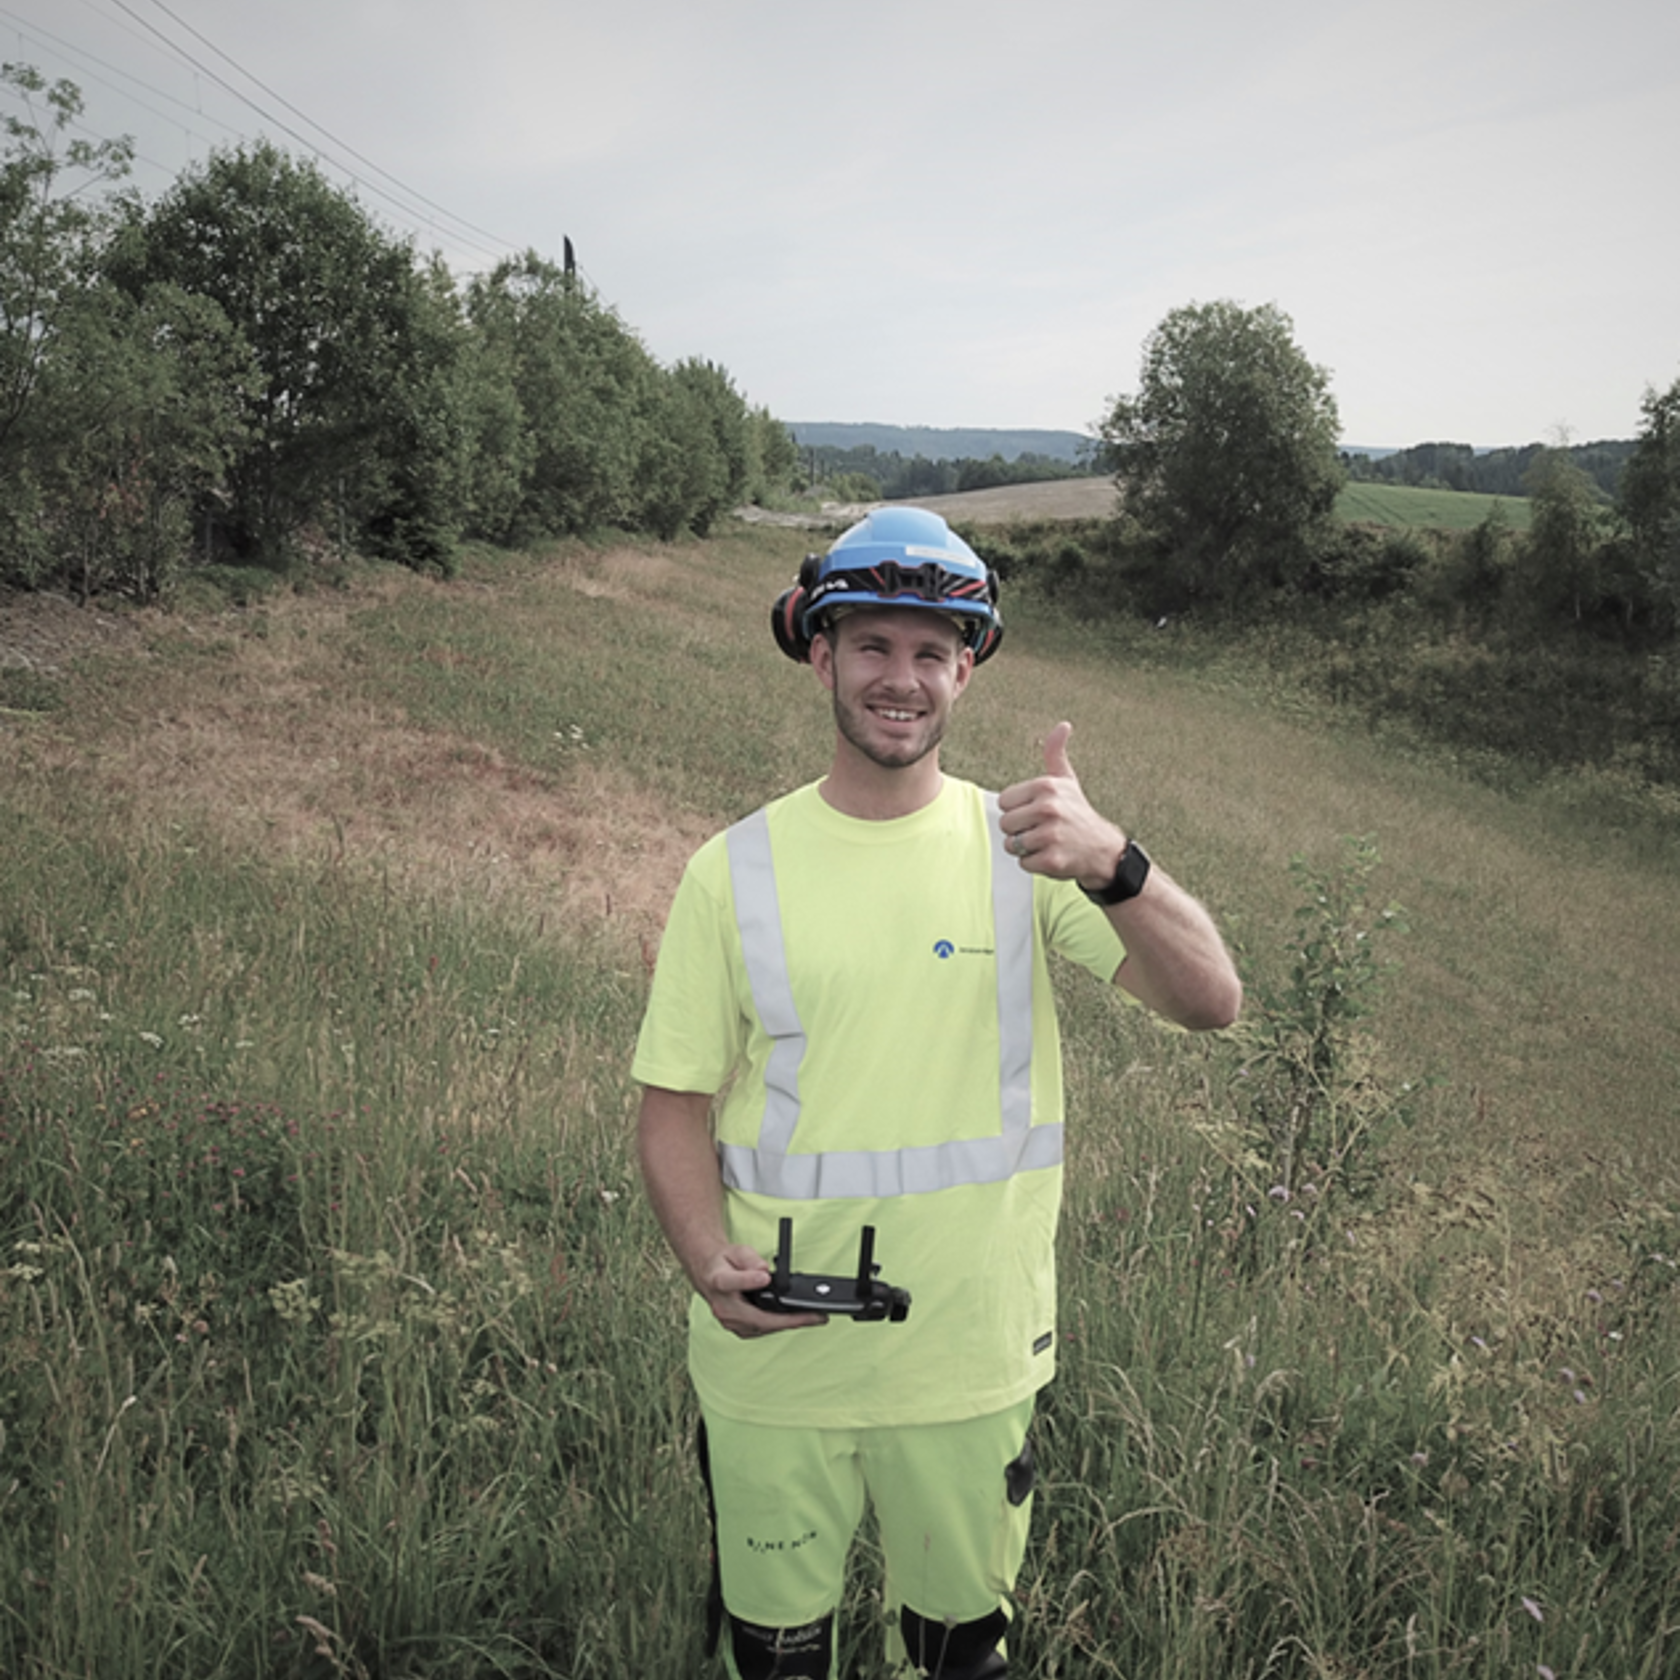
[0, 66, 799, 602]
[805, 443, 1099, 504]
[1344, 438, 1636, 501]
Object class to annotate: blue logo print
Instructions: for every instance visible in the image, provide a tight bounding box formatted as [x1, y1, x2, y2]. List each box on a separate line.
[933, 939, 956, 960]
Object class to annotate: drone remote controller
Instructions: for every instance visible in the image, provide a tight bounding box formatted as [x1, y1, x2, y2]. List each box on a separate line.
[746, 1218, 912, 1322]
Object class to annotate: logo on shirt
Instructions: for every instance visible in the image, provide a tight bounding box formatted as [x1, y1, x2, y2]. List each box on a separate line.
[933, 939, 955, 959]
[932, 938, 994, 960]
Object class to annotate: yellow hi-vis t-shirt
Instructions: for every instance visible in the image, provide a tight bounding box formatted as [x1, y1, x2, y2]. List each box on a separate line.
[631, 776, 1126, 1428]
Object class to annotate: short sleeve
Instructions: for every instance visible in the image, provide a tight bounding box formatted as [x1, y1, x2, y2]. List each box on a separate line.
[631, 843, 749, 1095]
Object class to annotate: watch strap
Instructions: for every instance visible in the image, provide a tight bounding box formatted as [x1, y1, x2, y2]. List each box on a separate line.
[1082, 839, 1150, 906]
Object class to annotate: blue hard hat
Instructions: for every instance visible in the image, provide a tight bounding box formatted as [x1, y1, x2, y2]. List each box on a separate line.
[771, 507, 1004, 664]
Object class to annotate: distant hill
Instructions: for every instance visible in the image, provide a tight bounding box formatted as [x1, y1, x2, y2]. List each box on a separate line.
[788, 422, 1091, 464]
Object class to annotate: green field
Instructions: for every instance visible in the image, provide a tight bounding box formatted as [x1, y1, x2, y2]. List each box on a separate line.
[909, 476, 1539, 533]
[1335, 480, 1533, 530]
[2, 529, 1676, 1677]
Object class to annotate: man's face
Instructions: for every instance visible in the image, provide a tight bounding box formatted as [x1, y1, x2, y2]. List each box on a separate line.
[811, 607, 974, 772]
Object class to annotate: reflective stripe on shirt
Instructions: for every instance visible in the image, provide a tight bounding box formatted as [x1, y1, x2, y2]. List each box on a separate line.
[718, 792, 1057, 1199]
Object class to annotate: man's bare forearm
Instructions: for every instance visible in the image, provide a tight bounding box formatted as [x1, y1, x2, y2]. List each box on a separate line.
[635, 1085, 824, 1337]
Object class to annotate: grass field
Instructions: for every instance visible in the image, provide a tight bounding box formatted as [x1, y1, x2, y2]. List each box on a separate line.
[879, 475, 1534, 532]
[2, 529, 1677, 1677]
[1334, 481, 1534, 531]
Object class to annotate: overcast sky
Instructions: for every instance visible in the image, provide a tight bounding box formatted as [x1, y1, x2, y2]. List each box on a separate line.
[7, 0, 1678, 448]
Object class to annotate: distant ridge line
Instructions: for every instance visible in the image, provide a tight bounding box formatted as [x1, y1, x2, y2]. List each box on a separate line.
[788, 422, 1090, 464]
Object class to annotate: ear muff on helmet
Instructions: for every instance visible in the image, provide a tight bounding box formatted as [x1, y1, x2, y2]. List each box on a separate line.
[770, 553, 824, 663]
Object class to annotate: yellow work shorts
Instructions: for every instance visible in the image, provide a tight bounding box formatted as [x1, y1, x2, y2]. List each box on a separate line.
[700, 1397, 1036, 1676]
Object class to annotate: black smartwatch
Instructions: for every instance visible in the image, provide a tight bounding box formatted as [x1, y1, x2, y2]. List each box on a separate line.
[1082, 839, 1150, 906]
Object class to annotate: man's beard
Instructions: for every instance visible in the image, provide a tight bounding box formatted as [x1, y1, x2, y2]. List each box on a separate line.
[831, 690, 947, 770]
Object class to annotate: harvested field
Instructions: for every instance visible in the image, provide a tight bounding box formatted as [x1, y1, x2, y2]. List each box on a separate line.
[902, 476, 1118, 523]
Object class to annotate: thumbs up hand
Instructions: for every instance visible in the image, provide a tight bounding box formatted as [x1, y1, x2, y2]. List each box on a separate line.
[997, 721, 1129, 890]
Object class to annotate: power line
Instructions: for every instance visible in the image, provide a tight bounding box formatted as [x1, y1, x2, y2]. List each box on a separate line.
[4, 2, 602, 290]
[33, 0, 523, 266]
[129, 0, 522, 259]
[0, 5, 246, 154]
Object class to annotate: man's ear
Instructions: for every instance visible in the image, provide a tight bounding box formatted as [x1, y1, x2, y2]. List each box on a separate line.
[953, 643, 976, 695]
[809, 625, 837, 693]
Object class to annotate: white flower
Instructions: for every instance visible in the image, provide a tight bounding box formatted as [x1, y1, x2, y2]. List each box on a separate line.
[138, 1031, 164, 1048]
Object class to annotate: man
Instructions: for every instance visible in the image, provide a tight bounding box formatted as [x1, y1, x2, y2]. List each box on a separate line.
[633, 507, 1240, 1679]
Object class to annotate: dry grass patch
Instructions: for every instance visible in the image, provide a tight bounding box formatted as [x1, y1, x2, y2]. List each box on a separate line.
[1, 581, 709, 961]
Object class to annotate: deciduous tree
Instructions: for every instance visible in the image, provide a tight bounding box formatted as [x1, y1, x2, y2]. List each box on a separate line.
[104, 141, 462, 569]
[465, 253, 662, 538]
[30, 281, 255, 600]
[1520, 447, 1606, 623]
[1621, 376, 1680, 630]
[0, 64, 132, 462]
[1100, 300, 1344, 602]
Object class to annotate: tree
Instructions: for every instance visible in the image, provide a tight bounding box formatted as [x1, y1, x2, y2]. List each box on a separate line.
[104, 141, 462, 568]
[1520, 447, 1606, 624]
[668, 358, 751, 535]
[1620, 376, 1680, 631]
[1, 62, 135, 589]
[632, 367, 725, 541]
[28, 281, 255, 600]
[465, 253, 663, 538]
[1100, 300, 1344, 602]
[748, 405, 799, 502]
[0, 65, 133, 462]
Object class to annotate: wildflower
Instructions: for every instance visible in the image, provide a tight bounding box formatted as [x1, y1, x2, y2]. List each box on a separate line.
[1522, 1597, 1544, 1623]
[1538, 1668, 1555, 1680]
[1268, 1185, 1290, 1201]
[138, 1031, 163, 1048]
[68, 988, 96, 1003]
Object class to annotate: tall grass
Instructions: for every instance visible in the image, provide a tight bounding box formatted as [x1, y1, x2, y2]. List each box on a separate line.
[2, 528, 1677, 1676]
